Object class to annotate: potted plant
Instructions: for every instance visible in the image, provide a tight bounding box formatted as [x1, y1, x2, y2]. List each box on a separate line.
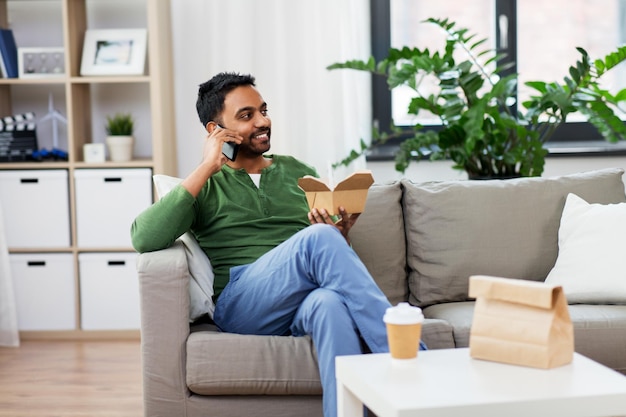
[328, 18, 626, 179]
[105, 112, 135, 162]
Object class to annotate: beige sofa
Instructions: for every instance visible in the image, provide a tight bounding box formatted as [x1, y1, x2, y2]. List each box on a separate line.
[137, 168, 626, 417]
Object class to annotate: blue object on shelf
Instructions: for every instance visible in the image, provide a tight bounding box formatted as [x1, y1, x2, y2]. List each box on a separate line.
[32, 147, 68, 161]
[0, 29, 18, 78]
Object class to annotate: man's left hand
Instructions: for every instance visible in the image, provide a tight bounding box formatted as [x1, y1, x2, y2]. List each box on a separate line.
[308, 206, 360, 244]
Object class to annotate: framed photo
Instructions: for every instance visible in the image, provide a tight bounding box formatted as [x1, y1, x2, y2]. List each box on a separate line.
[18, 47, 65, 78]
[80, 29, 147, 76]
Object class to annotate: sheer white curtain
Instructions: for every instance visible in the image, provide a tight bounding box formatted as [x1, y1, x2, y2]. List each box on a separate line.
[0, 201, 19, 347]
[171, 0, 372, 181]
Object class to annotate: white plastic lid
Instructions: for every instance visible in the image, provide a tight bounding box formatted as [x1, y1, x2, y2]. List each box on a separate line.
[383, 302, 424, 325]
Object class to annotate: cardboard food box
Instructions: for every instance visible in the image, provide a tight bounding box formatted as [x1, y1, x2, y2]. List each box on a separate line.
[468, 275, 574, 369]
[297, 170, 374, 215]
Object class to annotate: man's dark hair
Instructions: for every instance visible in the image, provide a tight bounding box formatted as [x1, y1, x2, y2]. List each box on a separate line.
[196, 72, 256, 127]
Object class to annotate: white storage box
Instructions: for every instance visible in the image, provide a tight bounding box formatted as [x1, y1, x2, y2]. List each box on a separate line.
[79, 252, 140, 330]
[10, 253, 76, 331]
[74, 168, 152, 248]
[0, 170, 70, 248]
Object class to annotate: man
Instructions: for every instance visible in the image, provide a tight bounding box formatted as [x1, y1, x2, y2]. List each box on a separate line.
[131, 72, 395, 417]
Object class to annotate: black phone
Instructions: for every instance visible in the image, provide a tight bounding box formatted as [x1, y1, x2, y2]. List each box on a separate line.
[217, 125, 239, 161]
[222, 141, 239, 161]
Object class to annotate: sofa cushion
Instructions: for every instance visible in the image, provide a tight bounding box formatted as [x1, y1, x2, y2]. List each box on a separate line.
[421, 318, 456, 350]
[186, 331, 322, 395]
[423, 302, 475, 347]
[568, 304, 626, 374]
[423, 302, 626, 375]
[402, 168, 626, 308]
[545, 193, 626, 304]
[350, 182, 408, 305]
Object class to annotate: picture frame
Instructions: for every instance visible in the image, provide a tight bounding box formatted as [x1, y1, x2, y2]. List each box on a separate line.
[80, 29, 147, 76]
[18, 47, 65, 78]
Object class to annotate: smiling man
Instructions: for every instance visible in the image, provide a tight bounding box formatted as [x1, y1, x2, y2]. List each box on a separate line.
[131, 72, 400, 417]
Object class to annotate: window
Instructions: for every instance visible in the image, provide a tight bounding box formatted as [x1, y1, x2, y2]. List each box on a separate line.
[388, 0, 494, 126]
[516, 0, 626, 121]
[370, 0, 626, 155]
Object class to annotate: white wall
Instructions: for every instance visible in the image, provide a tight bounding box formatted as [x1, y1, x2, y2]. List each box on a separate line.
[9, 2, 624, 182]
[168, 1, 626, 183]
[169, 0, 371, 181]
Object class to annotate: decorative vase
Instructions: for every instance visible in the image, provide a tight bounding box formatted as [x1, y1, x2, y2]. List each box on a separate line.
[106, 135, 134, 162]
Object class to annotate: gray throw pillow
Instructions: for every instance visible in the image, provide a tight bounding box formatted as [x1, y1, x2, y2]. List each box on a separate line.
[350, 182, 408, 305]
[402, 168, 626, 308]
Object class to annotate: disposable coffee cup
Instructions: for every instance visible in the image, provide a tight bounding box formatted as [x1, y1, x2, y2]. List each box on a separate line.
[383, 302, 424, 360]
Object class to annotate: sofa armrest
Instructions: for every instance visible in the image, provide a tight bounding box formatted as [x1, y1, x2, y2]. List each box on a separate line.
[136, 240, 191, 416]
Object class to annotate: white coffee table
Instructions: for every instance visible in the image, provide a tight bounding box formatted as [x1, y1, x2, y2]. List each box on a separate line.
[336, 348, 626, 417]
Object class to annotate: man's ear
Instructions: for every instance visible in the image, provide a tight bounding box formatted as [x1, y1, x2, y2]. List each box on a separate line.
[205, 121, 218, 133]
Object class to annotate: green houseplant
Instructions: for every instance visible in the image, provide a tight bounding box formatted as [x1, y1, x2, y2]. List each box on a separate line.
[329, 18, 626, 178]
[105, 112, 135, 162]
[105, 112, 134, 136]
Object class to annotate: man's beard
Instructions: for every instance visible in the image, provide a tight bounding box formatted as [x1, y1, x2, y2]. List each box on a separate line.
[245, 128, 271, 155]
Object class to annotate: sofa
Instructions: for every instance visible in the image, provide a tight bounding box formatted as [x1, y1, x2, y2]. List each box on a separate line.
[136, 168, 626, 417]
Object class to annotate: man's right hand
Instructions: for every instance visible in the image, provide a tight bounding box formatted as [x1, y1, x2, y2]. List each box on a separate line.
[202, 125, 243, 168]
[182, 124, 243, 197]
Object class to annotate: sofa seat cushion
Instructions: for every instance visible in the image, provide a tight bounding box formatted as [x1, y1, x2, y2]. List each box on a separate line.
[424, 302, 626, 374]
[350, 182, 408, 305]
[423, 302, 476, 348]
[421, 318, 456, 350]
[402, 169, 626, 308]
[568, 305, 626, 374]
[186, 331, 322, 395]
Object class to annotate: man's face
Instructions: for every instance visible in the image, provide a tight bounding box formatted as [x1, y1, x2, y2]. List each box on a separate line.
[220, 85, 271, 156]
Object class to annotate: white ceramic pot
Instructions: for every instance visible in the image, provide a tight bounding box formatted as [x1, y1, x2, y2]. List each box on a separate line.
[106, 135, 134, 162]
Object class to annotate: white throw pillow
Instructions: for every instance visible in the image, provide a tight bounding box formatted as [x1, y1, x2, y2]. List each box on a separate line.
[545, 193, 626, 304]
[153, 174, 215, 321]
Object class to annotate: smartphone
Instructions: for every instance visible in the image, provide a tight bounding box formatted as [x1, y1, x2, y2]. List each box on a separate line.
[217, 125, 239, 161]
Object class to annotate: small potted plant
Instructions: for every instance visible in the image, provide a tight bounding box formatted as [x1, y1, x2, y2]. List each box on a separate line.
[105, 112, 135, 162]
[328, 18, 626, 179]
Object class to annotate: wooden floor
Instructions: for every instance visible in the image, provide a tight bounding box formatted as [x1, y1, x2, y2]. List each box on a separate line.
[0, 340, 143, 417]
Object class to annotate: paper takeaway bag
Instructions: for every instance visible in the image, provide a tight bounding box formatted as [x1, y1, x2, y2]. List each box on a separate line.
[469, 275, 574, 369]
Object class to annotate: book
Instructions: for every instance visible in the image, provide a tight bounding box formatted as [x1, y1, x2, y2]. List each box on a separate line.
[0, 29, 18, 78]
[0, 46, 7, 77]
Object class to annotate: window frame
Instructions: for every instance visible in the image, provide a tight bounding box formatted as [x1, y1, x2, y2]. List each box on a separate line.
[367, 0, 626, 160]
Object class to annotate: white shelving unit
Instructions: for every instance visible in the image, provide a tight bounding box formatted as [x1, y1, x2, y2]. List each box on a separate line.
[0, 0, 177, 339]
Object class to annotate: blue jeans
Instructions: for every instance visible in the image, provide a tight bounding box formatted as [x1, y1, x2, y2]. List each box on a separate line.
[213, 224, 393, 417]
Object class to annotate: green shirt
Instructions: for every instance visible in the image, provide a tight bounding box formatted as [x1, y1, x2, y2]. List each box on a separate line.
[131, 155, 317, 298]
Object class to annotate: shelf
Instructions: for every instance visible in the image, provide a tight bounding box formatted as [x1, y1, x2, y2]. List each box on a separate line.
[8, 246, 137, 254]
[70, 75, 151, 84]
[0, 162, 70, 169]
[8, 247, 73, 254]
[0, 77, 67, 85]
[76, 247, 137, 253]
[19, 329, 140, 341]
[0, 0, 176, 176]
[0, 160, 153, 169]
[72, 159, 154, 169]
[1, 0, 176, 338]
